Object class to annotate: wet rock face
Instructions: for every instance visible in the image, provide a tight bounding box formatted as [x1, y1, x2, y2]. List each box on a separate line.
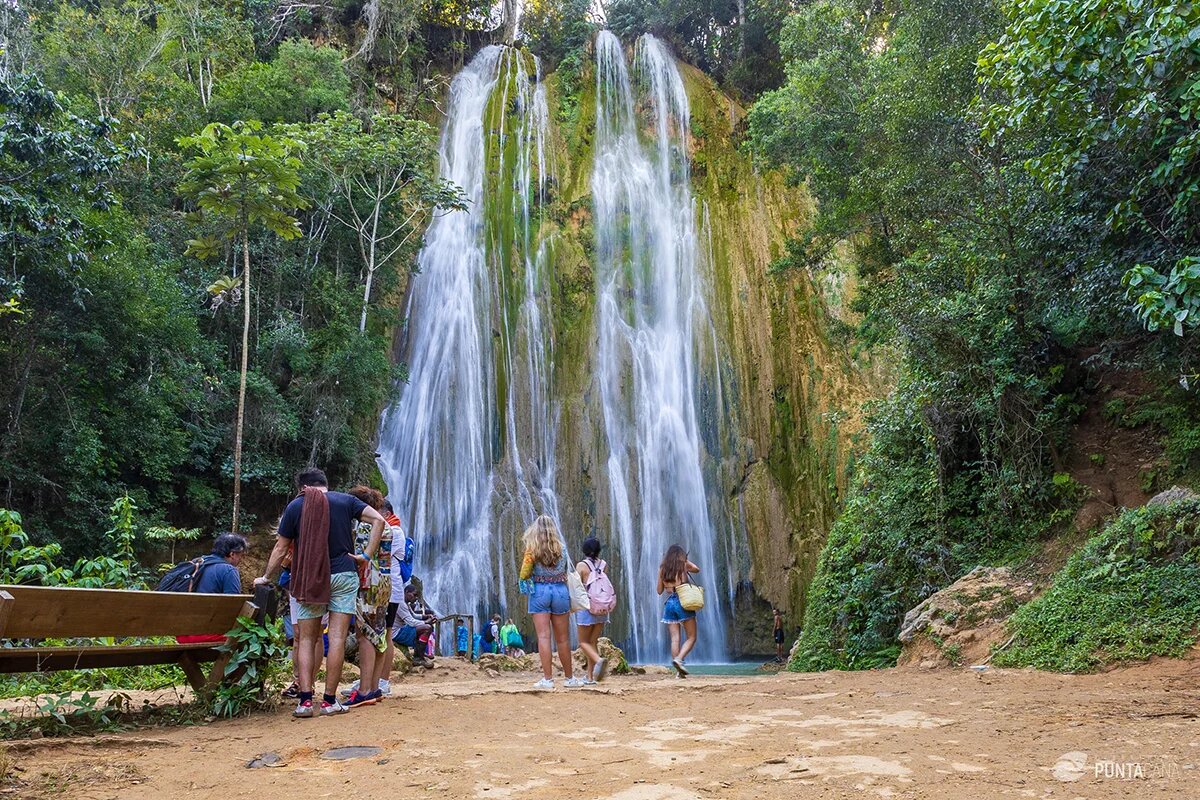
[386, 52, 881, 657]
[897, 566, 1035, 667]
[540, 60, 883, 650]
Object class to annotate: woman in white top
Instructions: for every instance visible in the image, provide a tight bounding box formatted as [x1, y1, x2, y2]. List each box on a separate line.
[575, 536, 610, 683]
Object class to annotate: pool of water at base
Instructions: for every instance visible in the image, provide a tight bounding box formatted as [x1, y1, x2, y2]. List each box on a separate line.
[632, 661, 777, 676]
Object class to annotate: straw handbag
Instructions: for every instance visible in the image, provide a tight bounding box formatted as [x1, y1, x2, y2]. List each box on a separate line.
[676, 575, 705, 611]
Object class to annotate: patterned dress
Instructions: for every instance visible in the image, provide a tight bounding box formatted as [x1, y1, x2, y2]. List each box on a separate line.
[355, 520, 393, 653]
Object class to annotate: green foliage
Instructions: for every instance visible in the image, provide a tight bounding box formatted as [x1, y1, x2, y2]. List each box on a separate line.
[1125, 258, 1200, 337]
[70, 496, 147, 589]
[144, 524, 204, 564]
[0, 72, 124, 312]
[791, 378, 1049, 671]
[211, 615, 287, 717]
[1, 0, 454, 555]
[0, 509, 71, 586]
[979, 1, 1200, 338]
[995, 500, 1200, 672]
[521, 0, 597, 125]
[1103, 385, 1200, 487]
[605, 0, 790, 97]
[281, 110, 463, 331]
[178, 119, 307, 253]
[0, 691, 136, 739]
[761, 0, 1101, 670]
[213, 39, 349, 123]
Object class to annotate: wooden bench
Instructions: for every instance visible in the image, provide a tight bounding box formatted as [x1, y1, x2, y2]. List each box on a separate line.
[0, 584, 262, 691]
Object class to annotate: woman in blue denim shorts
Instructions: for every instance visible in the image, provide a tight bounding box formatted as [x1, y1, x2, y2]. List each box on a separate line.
[657, 544, 701, 677]
[519, 515, 582, 690]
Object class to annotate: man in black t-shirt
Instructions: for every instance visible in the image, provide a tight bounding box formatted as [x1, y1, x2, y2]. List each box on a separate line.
[256, 467, 385, 717]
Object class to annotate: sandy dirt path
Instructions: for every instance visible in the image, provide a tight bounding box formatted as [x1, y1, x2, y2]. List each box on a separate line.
[5, 658, 1199, 799]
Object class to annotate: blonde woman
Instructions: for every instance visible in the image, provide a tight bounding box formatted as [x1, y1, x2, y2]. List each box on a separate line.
[519, 515, 582, 690]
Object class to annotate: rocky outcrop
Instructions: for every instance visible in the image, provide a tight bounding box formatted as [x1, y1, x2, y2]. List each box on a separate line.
[1148, 486, 1199, 506]
[897, 567, 1034, 668]
[572, 637, 631, 675]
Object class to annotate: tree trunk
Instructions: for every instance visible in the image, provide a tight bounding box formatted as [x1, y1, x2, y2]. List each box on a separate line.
[359, 268, 374, 333]
[737, 0, 747, 57]
[231, 229, 251, 532]
[501, 0, 520, 45]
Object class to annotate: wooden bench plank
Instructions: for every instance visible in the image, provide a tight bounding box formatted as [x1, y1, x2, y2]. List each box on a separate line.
[0, 585, 252, 639]
[0, 644, 220, 673]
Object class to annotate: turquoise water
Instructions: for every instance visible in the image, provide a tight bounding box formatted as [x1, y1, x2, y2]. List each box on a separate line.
[635, 662, 773, 676]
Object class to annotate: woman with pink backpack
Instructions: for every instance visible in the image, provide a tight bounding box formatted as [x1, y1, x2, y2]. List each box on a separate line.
[575, 536, 617, 683]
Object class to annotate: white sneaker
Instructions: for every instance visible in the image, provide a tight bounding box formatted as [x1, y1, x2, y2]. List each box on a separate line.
[593, 657, 609, 682]
[320, 699, 350, 715]
[377, 679, 391, 697]
[532, 678, 554, 691]
[339, 680, 360, 699]
[564, 676, 587, 688]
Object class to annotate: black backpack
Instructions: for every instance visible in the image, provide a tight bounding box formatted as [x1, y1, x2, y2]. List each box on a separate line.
[156, 555, 216, 593]
[482, 622, 496, 644]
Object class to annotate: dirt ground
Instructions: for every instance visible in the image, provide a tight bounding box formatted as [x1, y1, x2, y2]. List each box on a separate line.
[4, 656, 1200, 800]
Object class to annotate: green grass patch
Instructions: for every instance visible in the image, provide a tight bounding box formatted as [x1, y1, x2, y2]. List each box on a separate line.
[994, 499, 1200, 672]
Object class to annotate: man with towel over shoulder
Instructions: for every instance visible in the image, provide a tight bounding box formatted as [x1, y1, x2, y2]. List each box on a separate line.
[257, 467, 386, 717]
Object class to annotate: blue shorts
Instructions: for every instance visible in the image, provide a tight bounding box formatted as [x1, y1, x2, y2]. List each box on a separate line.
[528, 581, 569, 615]
[296, 571, 359, 620]
[576, 609, 608, 626]
[661, 593, 695, 624]
[393, 625, 418, 647]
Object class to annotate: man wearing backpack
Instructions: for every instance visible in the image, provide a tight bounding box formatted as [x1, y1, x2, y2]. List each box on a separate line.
[173, 533, 248, 645]
[482, 614, 499, 653]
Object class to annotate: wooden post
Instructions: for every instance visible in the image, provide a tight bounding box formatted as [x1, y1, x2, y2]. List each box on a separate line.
[0, 590, 13, 638]
[178, 651, 208, 692]
[252, 584, 276, 626]
[467, 616, 475, 661]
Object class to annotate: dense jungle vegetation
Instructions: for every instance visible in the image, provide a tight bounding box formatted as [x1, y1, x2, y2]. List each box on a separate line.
[1, 0, 498, 554]
[3, 0, 1199, 671]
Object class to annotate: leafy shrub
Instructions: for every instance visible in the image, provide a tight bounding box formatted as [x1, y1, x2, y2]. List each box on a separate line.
[995, 500, 1200, 672]
[790, 379, 1053, 672]
[211, 616, 288, 718]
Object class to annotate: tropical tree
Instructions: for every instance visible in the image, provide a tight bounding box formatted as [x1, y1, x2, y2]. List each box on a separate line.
[285, 111, 464, 332]
[979, 0, 1200, 336]
[177, 120, 307, 532]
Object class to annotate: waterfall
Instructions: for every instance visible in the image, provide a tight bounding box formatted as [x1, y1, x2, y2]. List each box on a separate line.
[591, 31, 729, 662]
[377, 34, 737, 663]
[376, 46, 555, 624]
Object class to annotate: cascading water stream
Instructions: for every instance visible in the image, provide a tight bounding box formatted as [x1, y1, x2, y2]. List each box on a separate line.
[376, 46, 555, 623]
[378, 33, 738, 663]
[592, 31, 729, 662]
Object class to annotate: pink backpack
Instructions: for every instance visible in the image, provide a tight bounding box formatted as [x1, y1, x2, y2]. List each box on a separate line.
[585, 558, 617, 615]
